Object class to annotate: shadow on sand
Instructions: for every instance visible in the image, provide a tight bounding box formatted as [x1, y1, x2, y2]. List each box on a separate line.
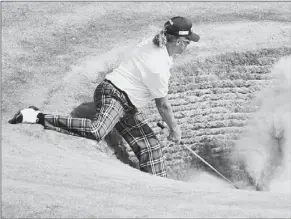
[70, 102, 139, 169]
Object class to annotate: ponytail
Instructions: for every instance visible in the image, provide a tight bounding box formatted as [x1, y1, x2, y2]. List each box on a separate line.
[152, 29, 167, 47]
[152, 27, 179, 48]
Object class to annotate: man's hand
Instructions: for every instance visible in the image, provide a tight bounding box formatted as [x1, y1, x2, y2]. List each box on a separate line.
[168, 125, 181, 144]
[155, 95, 182, 143]
[157, 122, 181, 144]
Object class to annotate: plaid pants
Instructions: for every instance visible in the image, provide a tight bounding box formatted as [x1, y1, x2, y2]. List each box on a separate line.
[41, 80, 167, 177]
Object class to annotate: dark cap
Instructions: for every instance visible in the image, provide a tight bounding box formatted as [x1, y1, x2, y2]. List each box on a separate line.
[164, 16, 200, 42]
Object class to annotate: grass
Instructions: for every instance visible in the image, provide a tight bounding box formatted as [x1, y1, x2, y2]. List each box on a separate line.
[173, 47, 291, 81]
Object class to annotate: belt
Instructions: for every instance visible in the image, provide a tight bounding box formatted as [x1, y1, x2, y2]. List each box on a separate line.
[104, 79, 135, 108]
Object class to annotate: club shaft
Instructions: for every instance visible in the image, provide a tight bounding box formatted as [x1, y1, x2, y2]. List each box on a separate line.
[182, 143, 237, 188]
[157, 122, 238, 189]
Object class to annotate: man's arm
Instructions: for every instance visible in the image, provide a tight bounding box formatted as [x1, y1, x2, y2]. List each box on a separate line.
[155, 95, 177, 130]
[155, 95, 181, 143]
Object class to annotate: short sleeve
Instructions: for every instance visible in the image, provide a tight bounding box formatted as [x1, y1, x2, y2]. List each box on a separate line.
[143, 70, 170, 98]
[137, 43, 172, 99]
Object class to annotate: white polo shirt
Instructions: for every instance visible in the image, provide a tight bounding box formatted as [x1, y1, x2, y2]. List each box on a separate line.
[105, 38, 173, 108]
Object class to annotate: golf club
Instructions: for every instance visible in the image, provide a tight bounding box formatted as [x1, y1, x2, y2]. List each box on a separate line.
[157, 122, 239, 189]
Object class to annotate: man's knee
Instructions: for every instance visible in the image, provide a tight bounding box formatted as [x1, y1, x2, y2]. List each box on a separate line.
[139, 144, 167, 177]
[91, 126, 108, 142]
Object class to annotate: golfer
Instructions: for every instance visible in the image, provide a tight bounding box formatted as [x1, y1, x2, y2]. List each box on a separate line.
[9, 16, 200, 177]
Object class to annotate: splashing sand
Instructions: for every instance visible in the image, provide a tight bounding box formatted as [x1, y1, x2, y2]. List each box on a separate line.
[231, 56, 291, 192]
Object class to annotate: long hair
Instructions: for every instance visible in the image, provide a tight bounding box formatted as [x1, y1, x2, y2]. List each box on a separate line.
[152, 27, 179, 47]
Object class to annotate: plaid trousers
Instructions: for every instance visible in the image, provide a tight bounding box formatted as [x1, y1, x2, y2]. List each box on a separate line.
[41, 80, 167, 177]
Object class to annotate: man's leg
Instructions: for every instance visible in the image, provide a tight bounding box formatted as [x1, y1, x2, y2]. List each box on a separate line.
[9, 81, 125, 142]
[39, 99, 124, 141]
[115, 112, 167, 177]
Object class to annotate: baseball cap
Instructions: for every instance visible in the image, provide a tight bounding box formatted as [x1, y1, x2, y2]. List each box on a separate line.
[164, 16, 200, 42]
